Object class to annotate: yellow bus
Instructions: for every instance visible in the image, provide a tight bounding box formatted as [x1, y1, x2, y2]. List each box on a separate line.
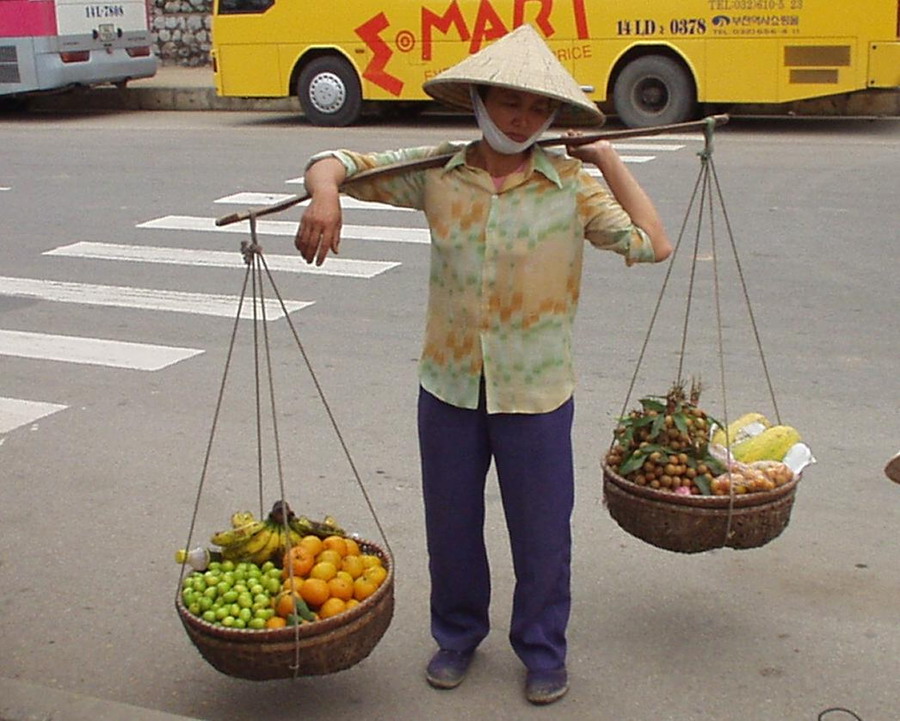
[210, 0, 900, 126]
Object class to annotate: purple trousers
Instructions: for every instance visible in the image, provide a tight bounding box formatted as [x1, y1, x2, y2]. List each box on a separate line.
[417, 384, 574, 672]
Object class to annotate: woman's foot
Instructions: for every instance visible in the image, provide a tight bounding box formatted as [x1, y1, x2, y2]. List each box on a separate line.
[525, 667, 568, 705]
[425, 649, 475, 689]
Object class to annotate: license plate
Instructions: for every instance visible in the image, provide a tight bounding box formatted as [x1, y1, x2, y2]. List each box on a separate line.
[98, 23, 116, 42]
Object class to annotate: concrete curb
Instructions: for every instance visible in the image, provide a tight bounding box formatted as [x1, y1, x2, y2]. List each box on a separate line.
[0, 677, 205, 721]
[27, 85, 299, 113]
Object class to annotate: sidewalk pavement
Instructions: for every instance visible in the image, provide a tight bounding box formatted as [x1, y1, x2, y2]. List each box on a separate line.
[25, 63, 900, 116]
[0, 677, 204, 721]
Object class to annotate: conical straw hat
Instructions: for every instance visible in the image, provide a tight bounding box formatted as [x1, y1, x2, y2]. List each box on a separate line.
[423, 24, 603, 126]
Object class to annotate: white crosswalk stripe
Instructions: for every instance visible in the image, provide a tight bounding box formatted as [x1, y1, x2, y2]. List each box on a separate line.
[138, 215, 432, 243]
[0, 276, 312, 319]
[216, 192, 417, 212]
[0, 397, 67, 434]
[0, 329, 203, 370]
[45, 242, 400, 278]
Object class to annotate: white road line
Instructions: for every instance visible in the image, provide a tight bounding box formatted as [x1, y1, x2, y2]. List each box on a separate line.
[45, 242, 400, 279]
[0, 397, 67, 435]
[215, 192, 416, 213]
[138, 215, 431, 244]
[612, 143, 685, 151]
[0, 329, 203, 370]
[216, 192, 297, 205]
[586, 157, 655, 169]
[0, 276, 312, 319]
[0, 187, 10, 191]
[647, 134, 706, 141]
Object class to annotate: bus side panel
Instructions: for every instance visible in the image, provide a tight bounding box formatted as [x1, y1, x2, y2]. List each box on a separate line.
[218, 44, 282, 96]
[776, 37, 860, 102]
[703, 39, 779, 103]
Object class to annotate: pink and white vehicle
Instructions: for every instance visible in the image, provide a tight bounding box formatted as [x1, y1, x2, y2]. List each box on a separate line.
[0, 0, 156, 98]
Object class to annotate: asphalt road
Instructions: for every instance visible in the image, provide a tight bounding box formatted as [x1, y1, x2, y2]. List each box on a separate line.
[1, 110, 899, 721]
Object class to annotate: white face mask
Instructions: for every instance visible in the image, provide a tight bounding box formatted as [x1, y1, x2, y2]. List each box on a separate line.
[470, 87, 557, 156]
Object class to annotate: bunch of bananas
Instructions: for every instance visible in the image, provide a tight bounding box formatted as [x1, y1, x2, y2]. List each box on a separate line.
[210, 509, 301, 565]
[209, 502, 346, 566]
[290, 514, 345, 539]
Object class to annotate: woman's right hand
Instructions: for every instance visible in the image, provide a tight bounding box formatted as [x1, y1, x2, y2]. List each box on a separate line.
[294, 157, 347, 266]
[295, 190, 343, 266]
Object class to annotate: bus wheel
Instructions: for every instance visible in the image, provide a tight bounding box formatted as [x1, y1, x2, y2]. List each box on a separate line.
[297, 56, 363, 127]
[613, 55, 695, 128]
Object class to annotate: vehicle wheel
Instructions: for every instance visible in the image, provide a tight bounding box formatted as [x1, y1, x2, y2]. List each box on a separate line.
[296, 56, 363, 127]
[613, 55, 696, 128]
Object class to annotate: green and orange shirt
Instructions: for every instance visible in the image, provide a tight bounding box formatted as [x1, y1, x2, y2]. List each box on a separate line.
[308, 142, 657, 414]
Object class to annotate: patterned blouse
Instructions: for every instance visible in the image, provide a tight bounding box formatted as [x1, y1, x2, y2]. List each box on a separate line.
[307, 142, 657, 414]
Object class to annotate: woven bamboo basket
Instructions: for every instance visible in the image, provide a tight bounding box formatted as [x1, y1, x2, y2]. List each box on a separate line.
[176, 540, 393, 680]
[602, 463, 799, 554]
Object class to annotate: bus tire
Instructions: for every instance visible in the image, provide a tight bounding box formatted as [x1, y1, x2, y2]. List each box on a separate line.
[297, 56, 363, 127]
[613, 55, 696, 128]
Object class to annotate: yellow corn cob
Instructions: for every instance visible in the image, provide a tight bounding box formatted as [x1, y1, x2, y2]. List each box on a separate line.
[732, 425, 801, 463]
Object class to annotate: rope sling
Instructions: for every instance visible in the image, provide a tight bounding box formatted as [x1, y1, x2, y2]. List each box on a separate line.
[602, 117, 801, 554]
[175, 216, 394, 680]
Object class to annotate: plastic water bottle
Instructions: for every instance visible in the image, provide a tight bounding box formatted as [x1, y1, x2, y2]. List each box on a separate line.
[174, 547, 222, 571]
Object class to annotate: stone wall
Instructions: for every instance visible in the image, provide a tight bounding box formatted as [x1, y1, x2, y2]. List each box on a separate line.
[149, 0, 213, 67]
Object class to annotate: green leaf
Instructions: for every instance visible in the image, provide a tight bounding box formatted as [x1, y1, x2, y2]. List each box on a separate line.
[673, 413, 689, 435]
[651, 413, 666, 439]
[694, 474, 712, 495]
[640, 398, 666, 412]
[619, 450, 649, 476]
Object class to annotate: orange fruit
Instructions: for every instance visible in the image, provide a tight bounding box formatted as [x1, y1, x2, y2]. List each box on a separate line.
[299, 577, 330, 608]
[343, 538, 361, 557]
[318, 597, 347, 620]
[360, 554, 383, 569]
[315, 549, 343, 568]
[265, 616, 287, 629]
[274, 591, 300, 619]
[353, 575, 378, 602]
[340, 555, 365, 579]
[282, 576, 305, 595]
[282, 545, 315, 577]
[298, 535, 324, 557]
[309, 561, 337, 582]
[328, 576, 354, 602]
[364, 565, 388, 587]
[345, 599, 360, 611]
[335, 570, 354, 584]
[322, 535, 348, 557]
